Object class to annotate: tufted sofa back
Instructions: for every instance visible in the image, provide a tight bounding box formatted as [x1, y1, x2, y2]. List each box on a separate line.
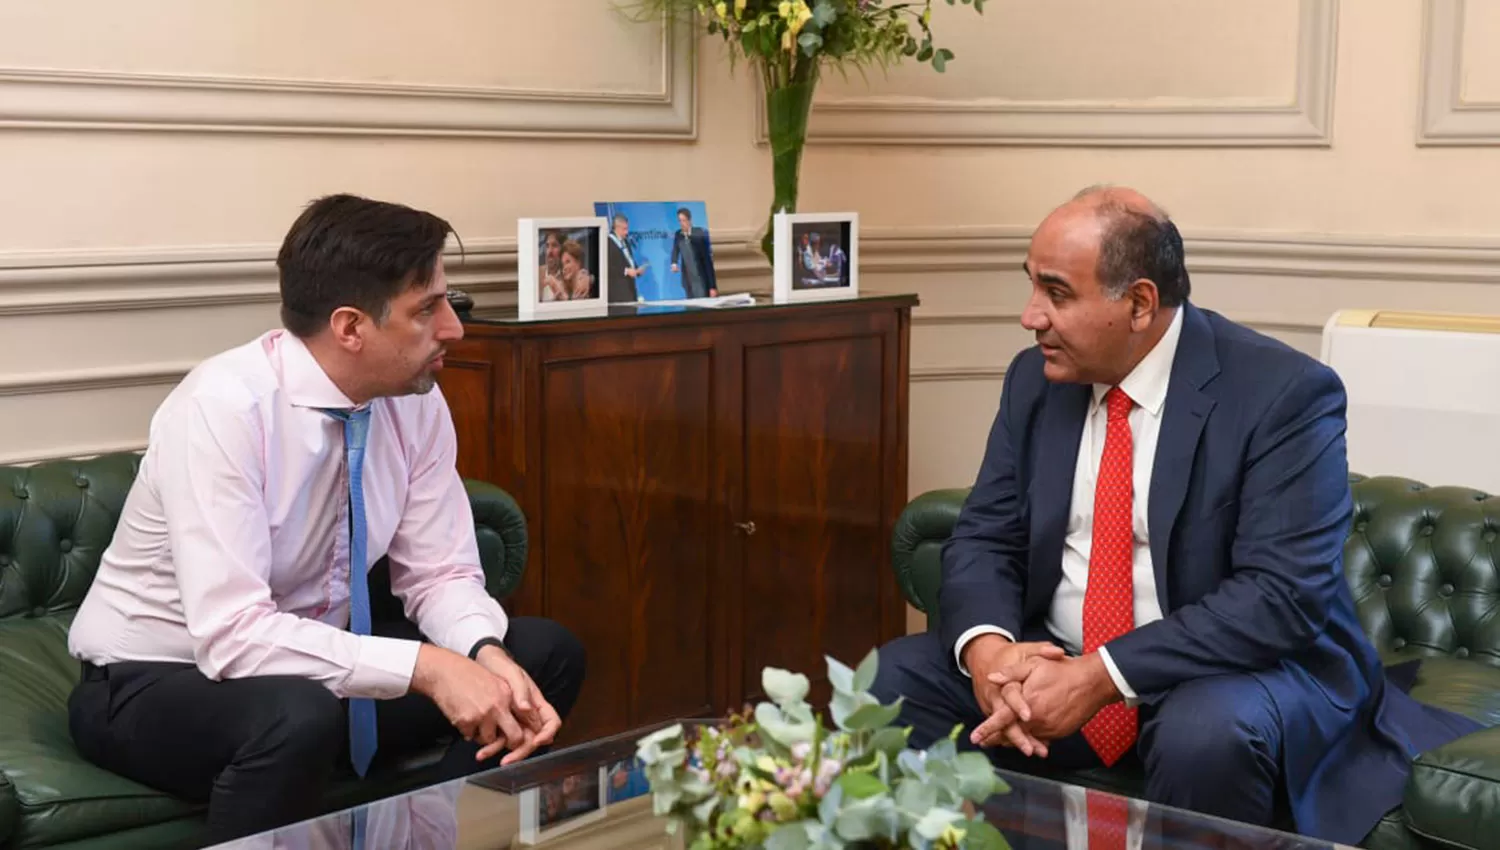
[1344, 474, 1500, 666]
[0, 454, 142, 622]
[0, 451, 531, 626]
[893, 474, 1500, 663]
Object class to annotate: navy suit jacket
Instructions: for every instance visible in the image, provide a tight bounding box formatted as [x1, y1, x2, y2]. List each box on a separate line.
[939, 302, 1477, 844]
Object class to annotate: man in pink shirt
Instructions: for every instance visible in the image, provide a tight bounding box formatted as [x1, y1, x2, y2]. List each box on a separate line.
[66, 194, 586, 844]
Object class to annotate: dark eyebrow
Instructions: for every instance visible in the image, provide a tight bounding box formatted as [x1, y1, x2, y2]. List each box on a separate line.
[1022, 261, 1073, 290]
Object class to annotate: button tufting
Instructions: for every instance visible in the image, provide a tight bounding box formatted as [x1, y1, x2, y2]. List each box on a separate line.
[75, 476, 88, 488]
[29, 606, 46, 618]
[0, 554, 10, 566]
[1355, 522, 1368, 533]
[58, 539, 72, 553]
[1456, 647, 1471, 659]
[1421, 524, 1435, 537]
[1485, 530, 1498, 544]
[1440, 583, 1455, 596]
[1378, 574, 1393, 588]
[1393, 637, 1408, 650]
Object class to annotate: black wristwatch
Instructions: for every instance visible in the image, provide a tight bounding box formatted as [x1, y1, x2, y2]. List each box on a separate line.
[469, 637, 506, 660]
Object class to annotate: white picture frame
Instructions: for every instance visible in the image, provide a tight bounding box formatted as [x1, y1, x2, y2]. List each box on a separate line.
[773, 211, 859, 304]
[518, 217, 610, 318]
[517, 766, 608, 844]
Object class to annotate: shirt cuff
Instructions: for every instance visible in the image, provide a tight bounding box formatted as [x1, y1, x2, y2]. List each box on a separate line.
[443, 613, 510, 664]
[347, 635, 421, 700]
[1097, 646, 1141, 707]
[954, 625, 1015, 677]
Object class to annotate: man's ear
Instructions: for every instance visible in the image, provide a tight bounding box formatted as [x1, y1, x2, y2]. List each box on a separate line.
[1128, 278, 1160, 332]
[328, 306, 367, 353]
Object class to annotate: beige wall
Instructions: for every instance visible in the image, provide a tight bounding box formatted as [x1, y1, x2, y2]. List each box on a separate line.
[4, 0, 1500, 515]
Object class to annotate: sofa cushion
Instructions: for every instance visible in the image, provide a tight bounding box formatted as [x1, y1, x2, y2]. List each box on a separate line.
[1400, 654, 1500, 727]
[0, 615, 200, 848]
[0, 769, 17, 847]
[1406, 725, 1500, 850]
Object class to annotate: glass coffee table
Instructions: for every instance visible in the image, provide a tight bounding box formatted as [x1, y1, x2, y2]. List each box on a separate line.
[212, 719, 1353, 849]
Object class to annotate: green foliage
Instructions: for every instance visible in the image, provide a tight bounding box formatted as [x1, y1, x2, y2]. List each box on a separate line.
[618, 0, 985, 91]
[635, 648, 1011, 850]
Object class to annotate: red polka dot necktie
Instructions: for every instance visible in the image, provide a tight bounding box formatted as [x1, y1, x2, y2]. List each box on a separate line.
[1086, 788, 1131, 850]
[1082, 386, 1137, 768]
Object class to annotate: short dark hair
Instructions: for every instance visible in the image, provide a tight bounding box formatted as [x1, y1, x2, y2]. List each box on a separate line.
[613, 213, 628, 226]
[1094, 204, 1190, 307]
[677, 207, 692, 221]
[277, 193, 454, 338]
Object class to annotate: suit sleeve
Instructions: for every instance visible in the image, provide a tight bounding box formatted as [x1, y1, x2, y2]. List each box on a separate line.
[937, 351, 1032, 662]
[701, 230, 717, 290]
[1104, 361, 1353, 696]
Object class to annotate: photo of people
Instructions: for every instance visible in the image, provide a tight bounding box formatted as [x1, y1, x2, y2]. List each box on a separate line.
[517, 217, 608, 318]
[593, 200, 719, 302]
[791, 220, 853, 290]
[537, 226, 599, 302]
[517, 766, 607, 844]
[773, 212, 859, 304]
[605, 757, 650, 803]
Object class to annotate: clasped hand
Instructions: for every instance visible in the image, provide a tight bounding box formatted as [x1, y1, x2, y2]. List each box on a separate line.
[413, 644, 561, 766]
[963, 636, 1120, 757]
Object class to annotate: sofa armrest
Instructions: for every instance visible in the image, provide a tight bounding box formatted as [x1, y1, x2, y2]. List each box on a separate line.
[1405, 725, 1500, 850]
[464, 478, 528, 601]
[892, 488, 970, 632]
[0, 770, 16, 848]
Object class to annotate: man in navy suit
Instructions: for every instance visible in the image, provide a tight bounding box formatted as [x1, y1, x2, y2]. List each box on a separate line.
[871, 186, 1481, 845]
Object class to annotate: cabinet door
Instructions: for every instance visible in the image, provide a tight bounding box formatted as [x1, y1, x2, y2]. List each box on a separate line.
[526, 326, 727, 744]
[730, 307, 909, 709]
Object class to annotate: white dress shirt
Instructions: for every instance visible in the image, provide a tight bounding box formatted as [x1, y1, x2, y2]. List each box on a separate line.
[69, 329, 509, 700]
[211, 782, 461, 850]
[955, 306, 1184, 703]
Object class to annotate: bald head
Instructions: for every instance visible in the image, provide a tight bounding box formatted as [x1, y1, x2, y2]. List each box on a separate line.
[1035, 185, 1189, 307]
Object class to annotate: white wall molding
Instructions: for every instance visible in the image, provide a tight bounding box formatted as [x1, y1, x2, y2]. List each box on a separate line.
[911, 366, 1007, 383]
[0, 362, 196, 398]
[0, 15, 695, 139]
[1417, 0, 1500, 144]
[8, 225, 1500, 317]
[755, 0, 1337, 146]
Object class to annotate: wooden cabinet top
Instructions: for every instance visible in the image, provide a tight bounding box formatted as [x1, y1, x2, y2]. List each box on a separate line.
[454, 290, 919, 338]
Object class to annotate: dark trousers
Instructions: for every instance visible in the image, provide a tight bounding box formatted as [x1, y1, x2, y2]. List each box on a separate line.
[871, 631, 1290, 836]
[68, 616, 585, 846]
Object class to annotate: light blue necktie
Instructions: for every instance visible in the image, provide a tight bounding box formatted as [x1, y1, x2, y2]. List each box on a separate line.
[323, 407, 378, 782]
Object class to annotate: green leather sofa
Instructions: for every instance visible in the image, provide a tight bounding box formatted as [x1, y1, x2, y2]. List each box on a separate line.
[0, 452, 530, 850]
[892, 473, 1500, 850]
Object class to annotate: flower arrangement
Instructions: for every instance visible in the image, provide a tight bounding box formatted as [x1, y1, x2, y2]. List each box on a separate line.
[620, 1, 987, 262]
[634, 649, 1011, 849]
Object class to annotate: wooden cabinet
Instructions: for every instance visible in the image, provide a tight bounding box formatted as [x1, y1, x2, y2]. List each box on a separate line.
[437, 293, 916, 744]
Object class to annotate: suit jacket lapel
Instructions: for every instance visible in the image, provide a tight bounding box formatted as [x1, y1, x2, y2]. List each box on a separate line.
[1148, 303, 1219, 612]
[1031, 382, 1090, 605]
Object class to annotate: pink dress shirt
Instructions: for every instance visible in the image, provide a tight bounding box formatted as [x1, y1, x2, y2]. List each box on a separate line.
[68, 329, 509, 700]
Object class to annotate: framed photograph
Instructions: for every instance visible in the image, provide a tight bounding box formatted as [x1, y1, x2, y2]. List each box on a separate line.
[518, 217, 608, 318]
[517, 766, 608, 844]
[605, 756, 651, 804]
[773, 211, 859, 304]
[593, 200, 720, 302]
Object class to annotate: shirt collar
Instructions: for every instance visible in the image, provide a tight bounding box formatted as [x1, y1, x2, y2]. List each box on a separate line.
[1090, 305, 1184, 418]
[267, 329, 360, 411]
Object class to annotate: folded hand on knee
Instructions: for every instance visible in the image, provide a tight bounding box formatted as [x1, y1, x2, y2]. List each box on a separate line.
[972, 652, 1121, 751]
[962, 637, 1065, 757]
[410, 644, 562, 767]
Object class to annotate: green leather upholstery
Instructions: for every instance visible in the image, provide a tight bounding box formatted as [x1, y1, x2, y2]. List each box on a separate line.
[0, 452, 529, 849]
[891, 474, 1500, 850]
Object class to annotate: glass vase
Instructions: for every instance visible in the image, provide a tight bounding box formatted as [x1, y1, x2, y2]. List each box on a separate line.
[759, 73, 818, 265]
